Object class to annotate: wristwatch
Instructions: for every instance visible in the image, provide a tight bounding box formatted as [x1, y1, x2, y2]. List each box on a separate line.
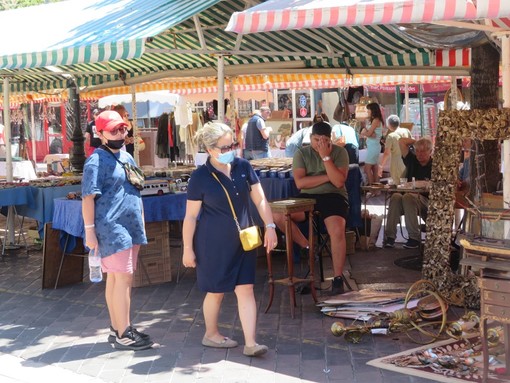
[265, 223, 276, 229]
[322, 156, 331, 162]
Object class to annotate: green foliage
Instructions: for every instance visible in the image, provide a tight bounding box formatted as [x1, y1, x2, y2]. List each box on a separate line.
[0, 0, 61, 11]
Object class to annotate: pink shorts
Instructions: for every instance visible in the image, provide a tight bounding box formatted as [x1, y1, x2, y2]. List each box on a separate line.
[101, 245, 140, 274]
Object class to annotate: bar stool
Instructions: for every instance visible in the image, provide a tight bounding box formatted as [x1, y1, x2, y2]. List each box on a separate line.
[266, 198, 317, 318]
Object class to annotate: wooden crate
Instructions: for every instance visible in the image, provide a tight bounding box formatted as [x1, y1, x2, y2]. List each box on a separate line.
[139, 221, 170, 257]
[133, 221, 172, 287]
[133, 252, 172, 287]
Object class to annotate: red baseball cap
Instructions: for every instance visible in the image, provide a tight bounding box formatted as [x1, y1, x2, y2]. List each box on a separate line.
[95, 110, 128, 132]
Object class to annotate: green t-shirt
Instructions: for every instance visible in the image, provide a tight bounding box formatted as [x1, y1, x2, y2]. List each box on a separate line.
[293, 145, 349, 199]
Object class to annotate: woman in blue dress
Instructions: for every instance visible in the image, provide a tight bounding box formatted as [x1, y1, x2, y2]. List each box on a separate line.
[182, 122, 277, 357]
[82, 111, 152, 351]
[360, 103, 384, 185]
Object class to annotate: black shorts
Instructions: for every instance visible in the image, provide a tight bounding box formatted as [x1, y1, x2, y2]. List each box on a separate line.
[298, 193, 349, 220]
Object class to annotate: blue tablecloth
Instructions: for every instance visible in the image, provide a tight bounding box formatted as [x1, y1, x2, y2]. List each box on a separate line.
[15, 185, 81, 224]
[0, 186, 36, 209]
[259, 177, 299, 201]
[259, 171, 362, 229]
[143, 192, 187, 222]
[52, 193, 188, 239]
[346, 165, 363, 229]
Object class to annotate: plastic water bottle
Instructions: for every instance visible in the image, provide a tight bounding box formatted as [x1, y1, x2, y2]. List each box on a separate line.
[88, 248, 103, 283]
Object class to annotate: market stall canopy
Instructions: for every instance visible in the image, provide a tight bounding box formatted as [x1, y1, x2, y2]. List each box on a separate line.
[98, 91, 181, 119]
[0, 0, 480, 97]
[226, 0, 510, 34]
[83, 73, 465, 99]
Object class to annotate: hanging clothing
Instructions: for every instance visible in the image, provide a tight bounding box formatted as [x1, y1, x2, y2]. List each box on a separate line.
[156, 112, 179, 160]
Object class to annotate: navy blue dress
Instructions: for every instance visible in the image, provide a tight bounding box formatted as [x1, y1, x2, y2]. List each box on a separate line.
[187, 157, 260, 292]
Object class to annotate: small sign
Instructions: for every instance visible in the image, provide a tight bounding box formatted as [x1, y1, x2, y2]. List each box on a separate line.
[299, 107, 307, 117]
[299, 95, 307, 107]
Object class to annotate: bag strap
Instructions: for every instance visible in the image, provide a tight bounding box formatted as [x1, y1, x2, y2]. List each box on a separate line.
[211, 172, 241, 233]
[100, 144, 126, 167]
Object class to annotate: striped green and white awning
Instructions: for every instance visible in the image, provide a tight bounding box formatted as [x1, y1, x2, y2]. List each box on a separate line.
[0, 0, 220, 69]
[0, 0, 464, 95]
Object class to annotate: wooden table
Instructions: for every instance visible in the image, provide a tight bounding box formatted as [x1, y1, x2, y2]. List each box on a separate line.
[266, 198, 317, 318]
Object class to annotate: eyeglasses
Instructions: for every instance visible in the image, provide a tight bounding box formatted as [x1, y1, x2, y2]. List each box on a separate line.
[215, 142, 239, 154]
[110, 126, 127, 135]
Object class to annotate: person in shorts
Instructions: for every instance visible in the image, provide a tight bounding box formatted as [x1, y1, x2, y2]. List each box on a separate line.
[82, 110, 153, 351]
[272, 121, 350, 295]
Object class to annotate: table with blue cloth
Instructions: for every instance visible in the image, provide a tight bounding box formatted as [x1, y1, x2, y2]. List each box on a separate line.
[46, 192, 187, 289]
[52, 192, 187, 240]
[345, 164, 363, 230]
[14, 185, 82, 236]
[258, 172, 361, 229]
[0, 186, 37, 254]
[259, 177, 299, 201]
[0, 186, 36, 209]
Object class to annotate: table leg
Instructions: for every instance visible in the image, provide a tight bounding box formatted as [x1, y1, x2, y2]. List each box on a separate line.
[308, 211, 317, 303]
[285, 212, 296, 318]
[505, 324, 510, 382]
[482, 317, 488, 383]
[264, 248, 275, 314]
[54, 233, 70, 289]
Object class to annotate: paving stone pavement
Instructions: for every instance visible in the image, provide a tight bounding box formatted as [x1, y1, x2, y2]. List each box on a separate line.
[0, 217, 444, 383]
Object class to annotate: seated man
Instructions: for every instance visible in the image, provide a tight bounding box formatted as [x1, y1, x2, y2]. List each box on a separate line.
[273, 121, 350, 295]
[384, 137, 433, 249]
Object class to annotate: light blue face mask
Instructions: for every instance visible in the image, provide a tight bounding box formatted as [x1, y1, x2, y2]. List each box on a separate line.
[217, 150, 235, 164]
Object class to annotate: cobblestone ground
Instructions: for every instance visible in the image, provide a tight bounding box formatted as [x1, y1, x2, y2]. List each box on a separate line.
[0, 212, 449, 383]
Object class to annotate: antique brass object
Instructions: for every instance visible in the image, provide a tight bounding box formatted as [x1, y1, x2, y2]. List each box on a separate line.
[331, 280, 449, 344]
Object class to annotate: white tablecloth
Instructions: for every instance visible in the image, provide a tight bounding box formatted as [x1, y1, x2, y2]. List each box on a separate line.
[0, 160, 37, 180]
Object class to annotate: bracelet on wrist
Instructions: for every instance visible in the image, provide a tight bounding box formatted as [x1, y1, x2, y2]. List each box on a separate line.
[265, 223, 276, 229]
[84, 224, 95, 229]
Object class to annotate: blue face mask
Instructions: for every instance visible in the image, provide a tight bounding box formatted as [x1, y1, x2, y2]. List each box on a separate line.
[217, 150, 235, 164]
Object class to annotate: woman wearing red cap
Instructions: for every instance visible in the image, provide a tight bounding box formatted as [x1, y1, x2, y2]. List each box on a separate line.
[81, 110, 153, 351]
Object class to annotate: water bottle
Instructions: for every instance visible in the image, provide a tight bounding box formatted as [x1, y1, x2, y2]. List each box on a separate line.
[88, 248, 103, 283]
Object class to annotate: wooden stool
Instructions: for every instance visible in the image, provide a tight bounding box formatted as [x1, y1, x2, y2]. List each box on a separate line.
[266, 198, 317, 318]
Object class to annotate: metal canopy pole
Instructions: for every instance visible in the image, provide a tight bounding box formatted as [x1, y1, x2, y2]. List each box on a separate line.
[130, 85, 139, 165]
[404, 82, 410, 123]
[3, 77, 15, 246]
[418, 84, 425, 137]
[395, 85, 401, 117]
[30, 101, 36, 164]
[217, 55, 225, 123]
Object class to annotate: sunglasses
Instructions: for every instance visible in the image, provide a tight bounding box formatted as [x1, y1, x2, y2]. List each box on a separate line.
[215, 142, 240, 154]
[109, 126, 127, 135]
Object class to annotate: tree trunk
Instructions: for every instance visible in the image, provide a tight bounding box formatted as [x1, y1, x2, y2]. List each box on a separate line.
[470, 43, 501, 193]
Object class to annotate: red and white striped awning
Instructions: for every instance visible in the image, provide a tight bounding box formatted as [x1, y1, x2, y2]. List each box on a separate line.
[435, 48, 471, 67]
[226, 0, 510, 34]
